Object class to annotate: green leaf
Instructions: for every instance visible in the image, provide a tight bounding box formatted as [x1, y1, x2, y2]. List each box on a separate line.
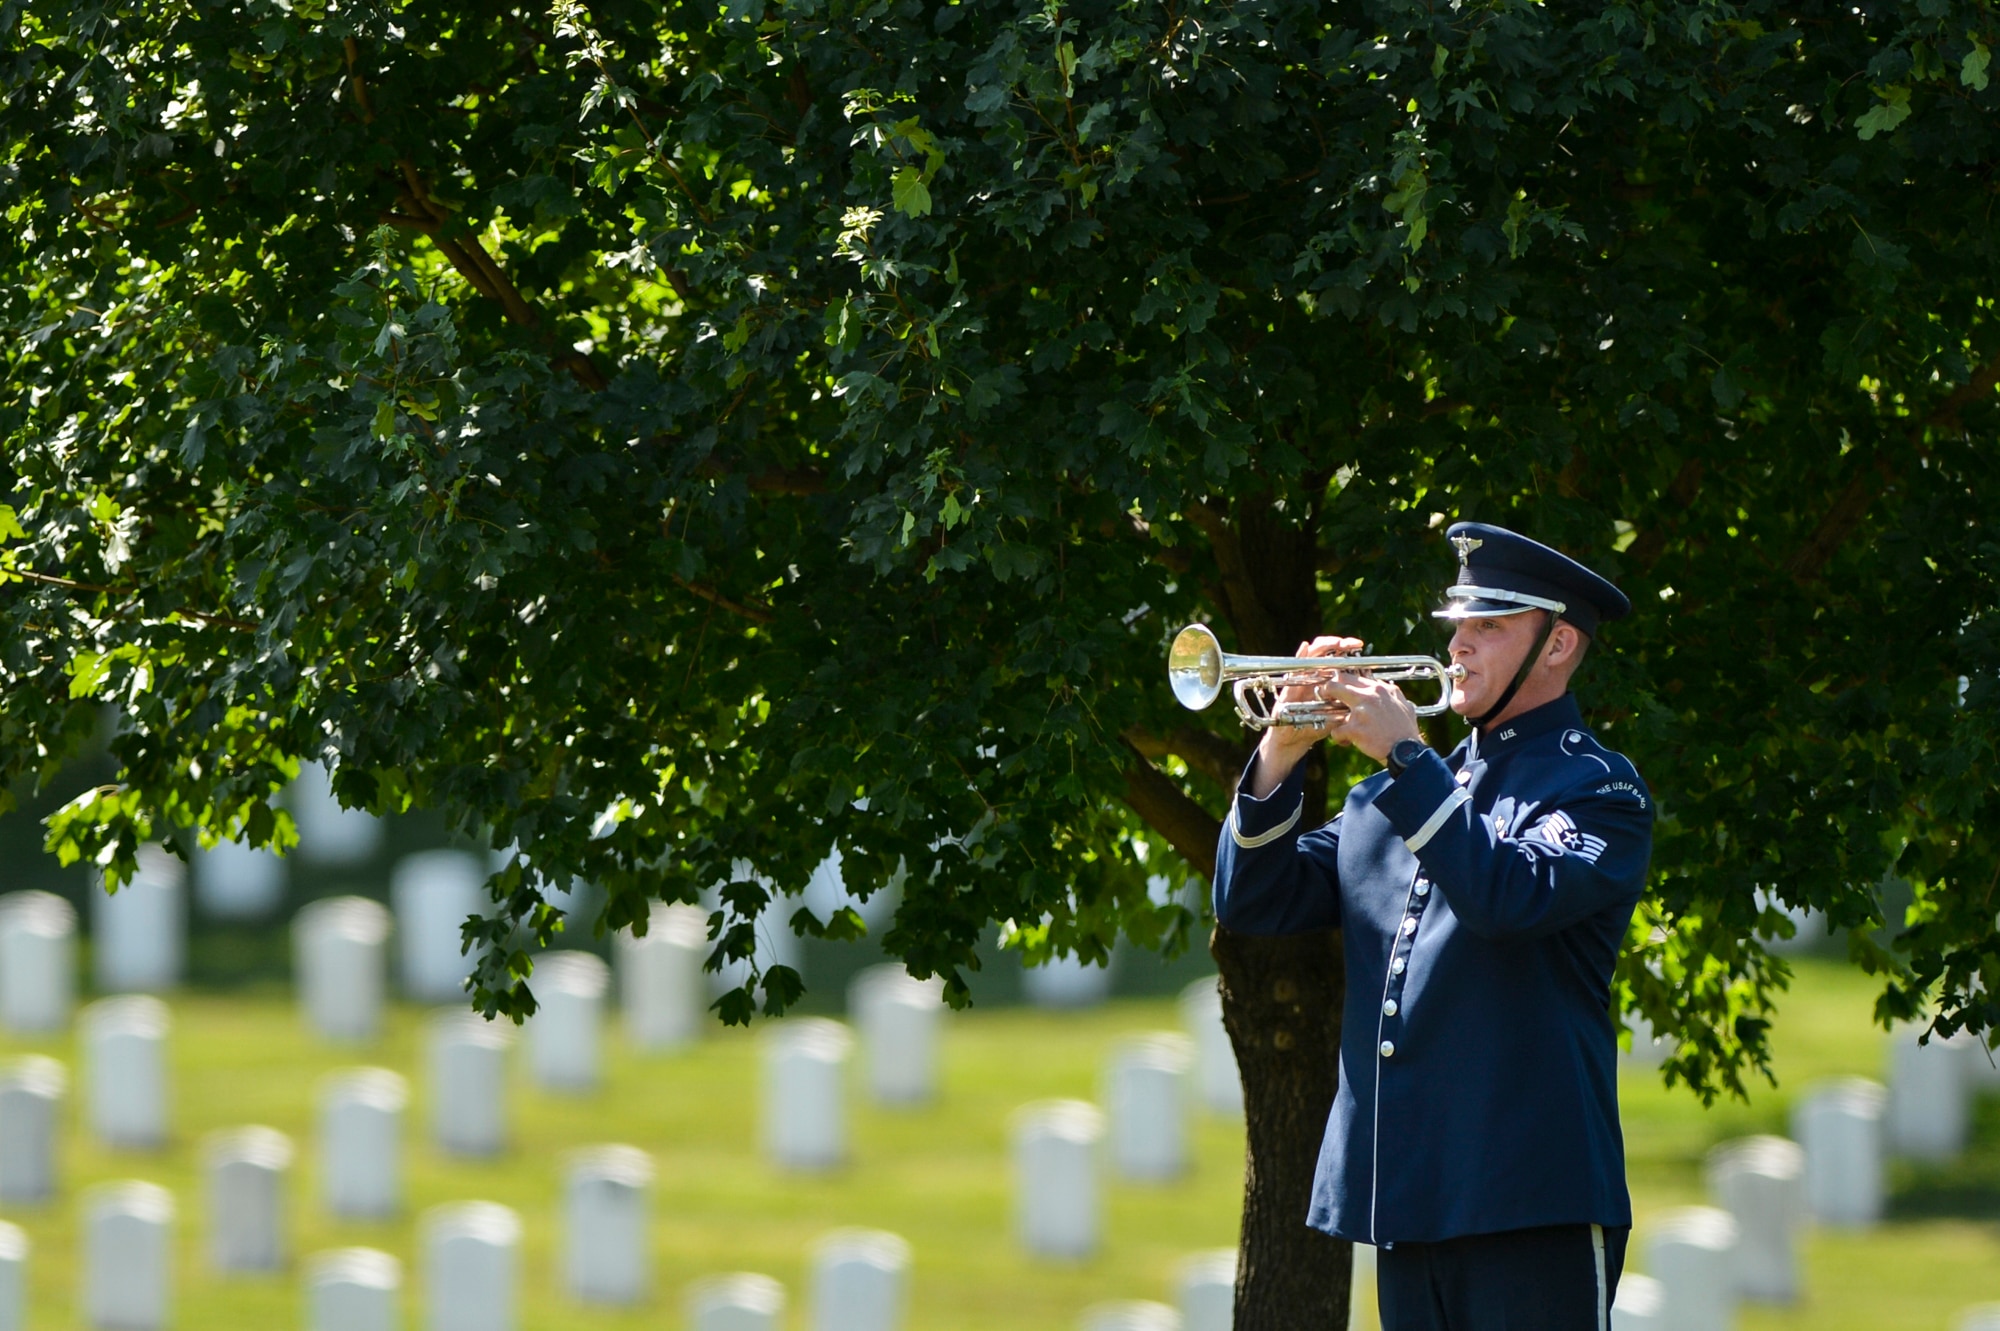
[0, 506, 25, 543]
[1963, 40, 1991, 92]
[67, 651, 112, 700]
[1384, 165, 1430, 252]
[1056, 41, 1078, 97]
[1854, 86, 1911, 140]
[891, 166, 933, 218]
[372, 398, 396, 439]
[1502, 195, 1532, 259]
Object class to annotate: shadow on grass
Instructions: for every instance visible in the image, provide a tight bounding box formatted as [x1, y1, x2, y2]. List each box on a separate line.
[1888, 1098, 2000, 1222]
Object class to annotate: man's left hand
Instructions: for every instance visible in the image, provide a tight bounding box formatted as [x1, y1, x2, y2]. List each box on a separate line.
[1317, 673, 1423, 765]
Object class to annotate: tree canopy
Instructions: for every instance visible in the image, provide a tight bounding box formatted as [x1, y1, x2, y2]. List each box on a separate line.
[4, 0, 1997, 1098]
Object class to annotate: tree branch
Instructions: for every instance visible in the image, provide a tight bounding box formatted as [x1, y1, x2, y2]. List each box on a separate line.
[1123, 725, 1252, 793]
[1121, 741, 1221, 880]
[1788, 353, 2000, 583]
[4, 568, 256, 632]
[669, 574, 774, 624]
[348, 39, 606, 391]
[691, 459, 827, 496]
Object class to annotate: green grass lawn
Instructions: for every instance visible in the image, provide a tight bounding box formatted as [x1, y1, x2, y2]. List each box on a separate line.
[0, 956, 1995, 1330]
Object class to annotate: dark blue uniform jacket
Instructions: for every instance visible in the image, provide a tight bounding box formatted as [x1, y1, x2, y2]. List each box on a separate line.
[1214, 695, 1653, 1246]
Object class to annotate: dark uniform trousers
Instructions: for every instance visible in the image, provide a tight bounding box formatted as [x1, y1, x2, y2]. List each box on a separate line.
[1377, 1223, 1629, 1331]
[1212, 695, 1655, 1331]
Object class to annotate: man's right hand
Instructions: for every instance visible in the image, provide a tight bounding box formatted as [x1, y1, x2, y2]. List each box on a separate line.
[1245, 635, 1365, 799]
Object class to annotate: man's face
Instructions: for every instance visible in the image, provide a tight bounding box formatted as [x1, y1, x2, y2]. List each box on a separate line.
[1445, 611, 1546, 717]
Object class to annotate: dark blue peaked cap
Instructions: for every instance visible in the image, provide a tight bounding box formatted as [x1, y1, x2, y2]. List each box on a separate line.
[1432, 522, 1632, 637]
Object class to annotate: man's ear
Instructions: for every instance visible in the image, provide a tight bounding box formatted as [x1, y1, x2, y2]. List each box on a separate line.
[1545, 619, 1584, 668]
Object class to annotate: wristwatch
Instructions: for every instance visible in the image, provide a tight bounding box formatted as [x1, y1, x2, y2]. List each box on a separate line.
[1386, 737, 1428, 778]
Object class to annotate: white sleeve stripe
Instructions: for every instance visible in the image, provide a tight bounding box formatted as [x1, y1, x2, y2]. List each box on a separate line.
[1229, 797, 1304, 849]
[1403, 787, 1471, 854]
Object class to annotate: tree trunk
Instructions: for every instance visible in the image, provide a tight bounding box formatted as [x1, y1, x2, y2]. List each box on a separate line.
[1212, 924, 1351, 1329]
[1129, 498, 1351, 1325]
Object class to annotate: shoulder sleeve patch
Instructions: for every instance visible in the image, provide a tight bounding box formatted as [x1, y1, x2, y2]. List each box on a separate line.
[1592, 780, 1649, 811]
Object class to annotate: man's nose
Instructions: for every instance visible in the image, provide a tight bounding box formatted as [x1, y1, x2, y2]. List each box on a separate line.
[1447, 622, 1472, 657]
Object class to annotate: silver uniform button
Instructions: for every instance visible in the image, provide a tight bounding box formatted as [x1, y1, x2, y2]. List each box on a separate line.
[1415, 881, 1431, 897]
[1380, 1040, 1396, 1058]
[1401, 917, 1417, 936]
[1383, 999, 1398, 1017]
[1392, 957, 1406, 975]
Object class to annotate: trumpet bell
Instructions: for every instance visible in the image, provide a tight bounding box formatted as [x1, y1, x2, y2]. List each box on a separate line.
[1168, 624, 1226, 710]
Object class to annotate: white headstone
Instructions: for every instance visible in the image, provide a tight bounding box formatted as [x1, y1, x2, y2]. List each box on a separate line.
[616, 902, 709, 1051]
[1175, 1249, 1234, 1331]
[422, 1202, 519, 1331]
[1080, 1301, 1182, 1331]
[688, 1273, 786, 1331]
[1956, 1031, 2000, 1096]
[290, 763, 384, 866]
[526, 951, 609, 1092]
[801, 849, 899, 933]
[1021, 950, 1115, 1009]
[562, 1145, 652, 1306]
[1177, 978, 1242, 1117]
[82, 1180, 174, 1331]
[194, 838, 286, 921]
[204, 1125, 292, 1273]
[763, 1019, 852, 1172]
[1957, 1305, 2000, 1331]
[848, 966, 944, 1107]
[427, 1010, 510, 1157]
[1107, 1034, 1191, 1182]
[1644, 1206, 1740, 1331]
[0, 891, 77, 1034]
[1791, 1077, 1887, 1227]
[392, 851, 487, 1002]
[1755, 888, 1825, 955]
[807, 1228, 910, 1331]
[0, 1056, 65, 1203]
[293, 897, 391, 1043]
[92, 847, 185, 993]
[1705, 1135, 1805, 1304]
[0, 1222, 25, 1331]
[1611, 1273, 1665, 1331]
[1013, 1099, 1103, 1259]
[305, 1248, 401, 1331]
[701, 867, 800, 999]
[82, 996, 170, 1150]
[1886, 1028, 1970, 1161]
[320, 1069, 406, 1219]
[1964, 1032, 2000, 1096]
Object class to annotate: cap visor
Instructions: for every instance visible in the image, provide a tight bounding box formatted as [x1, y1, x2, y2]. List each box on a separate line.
[1431, 598, 1544, 621]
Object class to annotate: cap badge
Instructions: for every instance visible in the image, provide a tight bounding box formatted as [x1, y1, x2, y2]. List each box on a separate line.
[1449, 534, 1483, 561]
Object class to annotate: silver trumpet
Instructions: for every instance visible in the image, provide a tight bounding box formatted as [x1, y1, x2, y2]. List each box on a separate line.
[1167, 623, 1465, 729]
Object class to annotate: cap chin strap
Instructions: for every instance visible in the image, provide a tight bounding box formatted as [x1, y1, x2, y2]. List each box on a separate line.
[1470, 612, 1558, 730]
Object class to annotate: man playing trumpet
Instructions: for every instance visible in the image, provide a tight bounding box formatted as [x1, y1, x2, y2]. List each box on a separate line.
[1213, 523, 1654, 1331]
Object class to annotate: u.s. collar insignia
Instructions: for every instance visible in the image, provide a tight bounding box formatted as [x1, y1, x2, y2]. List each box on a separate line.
[1449, 534, 1483, 561]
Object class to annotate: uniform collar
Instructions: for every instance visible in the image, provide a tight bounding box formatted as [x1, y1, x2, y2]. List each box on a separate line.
[1468, 694, 1584, 758]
